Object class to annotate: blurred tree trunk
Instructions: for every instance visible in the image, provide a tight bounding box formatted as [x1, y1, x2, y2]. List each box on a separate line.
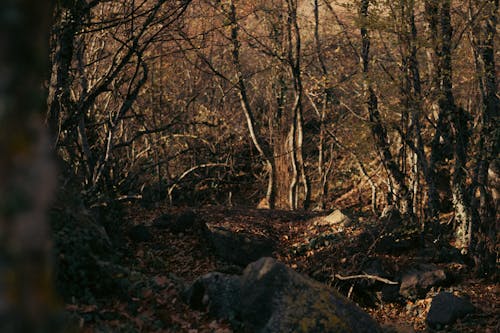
[396, 0, 426, 221]
[0, 0, 59, 331]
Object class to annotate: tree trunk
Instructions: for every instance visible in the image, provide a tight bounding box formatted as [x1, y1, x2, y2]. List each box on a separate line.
[313, 0, 331, 210]
[228, 0, 275, 207]
[46, 2, 79, 142]
[0, 1, 59, 330]
[425, 0, 452, 226]
[286, 0, 309, 210]
[360, 0, 413, 219]
[469, 0, 499, 274]
[436, 0, 474, 253]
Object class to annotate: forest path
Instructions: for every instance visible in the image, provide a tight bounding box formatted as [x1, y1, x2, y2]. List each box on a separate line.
[70, 205, 499, 332]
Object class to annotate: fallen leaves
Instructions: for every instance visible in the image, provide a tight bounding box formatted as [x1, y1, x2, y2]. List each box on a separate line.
[65, 205, 498, 333]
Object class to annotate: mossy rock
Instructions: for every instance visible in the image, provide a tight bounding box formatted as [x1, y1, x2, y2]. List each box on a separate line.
[187, 258, 382, 333]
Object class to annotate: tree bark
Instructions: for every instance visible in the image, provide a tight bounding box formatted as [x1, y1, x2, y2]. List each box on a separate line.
[0, 1, 59, 330]
[313, 0, 332, 210]
[434, 0, 473, 253]
[286, 0, 309, 210]
[469, 0, 499, 274]
[425, 0, 452, 225]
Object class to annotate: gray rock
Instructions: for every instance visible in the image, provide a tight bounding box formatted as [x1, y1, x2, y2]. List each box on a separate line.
[400, 265, 447, 299]
[186, 257, 382, 333]
[321, 209, 352, 226]
[426, 292, 474, 329]
[185, 272, 241, 324]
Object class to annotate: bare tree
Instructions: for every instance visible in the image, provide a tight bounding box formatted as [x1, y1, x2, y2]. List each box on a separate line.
[359, 0, 413, 220]
[47, 0, 191, 205]
[468, 0, 498, 273]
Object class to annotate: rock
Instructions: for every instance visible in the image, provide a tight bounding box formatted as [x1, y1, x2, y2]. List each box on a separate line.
[127, 224, 152, 242]
[185, 272, 242, 324]
[426, 292, 474, 329]
[318, 209, 352, 227]
[206, 225, 275, 266]
[400, 265, 447, 300]
[186, 257, 382, 333]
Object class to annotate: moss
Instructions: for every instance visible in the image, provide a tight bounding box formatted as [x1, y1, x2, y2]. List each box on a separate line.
[280, 284, 351, 333]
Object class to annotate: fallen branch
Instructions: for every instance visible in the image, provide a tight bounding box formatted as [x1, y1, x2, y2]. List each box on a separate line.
[334, 273, 398, 285]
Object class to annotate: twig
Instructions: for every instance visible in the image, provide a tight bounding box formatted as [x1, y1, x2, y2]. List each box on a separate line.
[334, 273, 398, 285]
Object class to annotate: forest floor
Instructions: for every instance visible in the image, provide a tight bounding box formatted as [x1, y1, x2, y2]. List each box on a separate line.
[66, 204, 499, 333]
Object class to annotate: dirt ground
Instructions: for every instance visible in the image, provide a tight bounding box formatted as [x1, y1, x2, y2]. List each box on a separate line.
[67, 205, 499, 332]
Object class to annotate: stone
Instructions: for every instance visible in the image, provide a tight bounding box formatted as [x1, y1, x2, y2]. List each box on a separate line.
[186, 257, 382, 333]
[320, 209, 352, 226]
[400, 265, 447, 300]
[206, 225, 275, 266]
[426, 292, 474, 329]
[185, 272, 242, 324]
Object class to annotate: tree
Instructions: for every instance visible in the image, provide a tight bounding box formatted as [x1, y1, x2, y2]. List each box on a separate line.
[359, 0, 414, 220]
[0, 0, 59, 330]
[468, 0, 498, 274]
[47, 0, 192, 206]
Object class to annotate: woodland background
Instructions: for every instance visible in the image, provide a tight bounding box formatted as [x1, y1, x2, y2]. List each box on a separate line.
[0, 0, 498, 331]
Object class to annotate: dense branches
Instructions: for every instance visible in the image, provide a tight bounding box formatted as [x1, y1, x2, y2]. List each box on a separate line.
[47, 0, 499, 272]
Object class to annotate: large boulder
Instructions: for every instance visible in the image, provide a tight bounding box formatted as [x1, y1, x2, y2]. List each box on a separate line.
[426, 292, 474, 329]
[186, 257, 382, 333]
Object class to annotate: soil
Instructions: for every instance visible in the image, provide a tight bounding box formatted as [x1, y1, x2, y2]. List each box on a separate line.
[66, 204, 499, 333]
